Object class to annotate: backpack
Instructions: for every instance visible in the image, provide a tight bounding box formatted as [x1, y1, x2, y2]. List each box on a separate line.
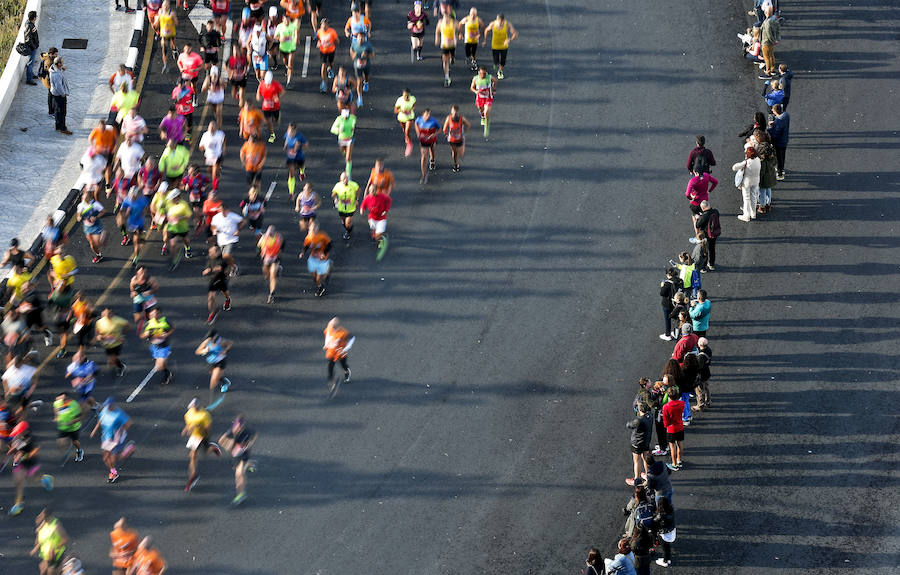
[635, 501, 656, 530]
[705, 209, 721, 239]
[692, 151, 710, 174]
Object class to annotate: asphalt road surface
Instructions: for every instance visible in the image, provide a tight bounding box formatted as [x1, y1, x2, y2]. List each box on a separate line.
[2, 1, 899, 573]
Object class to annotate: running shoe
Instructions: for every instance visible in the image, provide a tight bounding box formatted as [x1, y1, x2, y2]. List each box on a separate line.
[659, 334, 673, 341]
[116, 361, 127, 378]
[665, 463, 678, 472]
[8, 503, 23, 516]
[357, 95, 363, 107]
[185, 475, 199, 492]
[405, 141, 413, 157]
[497, 69, 505, 79]
[55, 349, 67, 359]
[443, 77, 451, 87]
[429, 159, 435, 171]
[676, 461, 684, 469]
[315, 285, 326, 297]
[320, 81, 327, 93]
[327, 68, 334, 79]
[184, 246, 192, 259]
[208, 311, 217, 324]
[43, 329, 53, 347]
[268, 132, 276, 143]
[108, 469, 119, 483]
[651, 447, 668, 456]
[656, 558, 671, 568]
[231, 491, 248, 506]
[41, 474, 54, 491]
[161, 245, 168, 256]
[363, 81, 369, 92]
[220, 378, 230, 392]
[74, 449, 84, 462]
[453, 164, 460, 172]
[209, 442, 222, 457]
[223, 298, 232, 311]
[342, 231, 350, 240]
[121, 235, 130, 246]
[344, 369, 351, 383]
[92, 254, 103, 263]
[480, 117, 485, 125]
[266, 294, 275, 304]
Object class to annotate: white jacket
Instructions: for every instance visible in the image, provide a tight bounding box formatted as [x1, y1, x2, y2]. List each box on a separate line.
[732, 157, 761, 189]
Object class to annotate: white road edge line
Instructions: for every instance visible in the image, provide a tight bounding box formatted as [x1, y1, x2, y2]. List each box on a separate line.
[126, 368, 158, 403]
[301, 36, 311, 78]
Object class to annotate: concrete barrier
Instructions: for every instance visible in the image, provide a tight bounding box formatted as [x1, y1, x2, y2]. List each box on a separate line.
[0, 0, 43, 132]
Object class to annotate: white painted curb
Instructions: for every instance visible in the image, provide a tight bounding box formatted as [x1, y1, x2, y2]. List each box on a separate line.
[0, 0, 43, 132]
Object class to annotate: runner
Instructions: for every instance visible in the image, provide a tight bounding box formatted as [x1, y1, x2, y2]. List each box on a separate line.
[199, 20, 222, 74]
[122, 107, 148, 143]
[394, 88, 417, 156]
[210, 0, 230, 34]
[130, 537, 167, 575]
[316, 18, 339, 93]
[265, 7, 281, 74]
[238, 100, 265, 141]
[146, 0, 163, 36]
[47, 282, 74, 359]
[415, 108, 442, 184]
[201, 188, 224, 244]
[240, 133, 267, 186]
[434, 11, 458, 87]
[442, 104, 470, 172]
[75, 190, 106, 264]
[2, 237, 34, 269]
[129, 266, 159, 336]
[275, 12, 299, 87]
[407, 1, 429, 62]
[157, 1, 178, 73]
[16, 280, 54, 348]
[284, 122, 309, 197]
[181, 165, 210, 231]
[323, 316, 352, 389]
[108, 168, 132, 232]
[332, 66, 355, 114]
[470, 65, 496, 137]
[351, 31, 373, 107]
[344, 5, 371, 58]
[181, 397, 222, 491]
[331, 171, 359, 240]
[157, 106, 185, 145]
[257, 226, 284, 303]
[366, 158, 396, 196]
[280, 0, 306, 27]
[88, 120, 116, 187]
[109, 517, 140, 575]
[226, 46, 250, 107]
[149, 181, 168, 235]
[177, 43, 203, 97]
[121, 186, 150, 266]
[138, 157, 162, 199]
[70, 292, 96, 354]
[330, 107, 357, 176]
[113, 137, 144, 201]
[459, 7, 484, 71]
[201, 245, 234, 324]
[256, 71, 284, 143]
[65, 350, 99, 410]
[94, 308, 129, 377]
[201, 65, 226, 126]
[171, 77, 196, 140]
[294, 182, 320, 232]
[163, 189, 193, 268]
[211, 203, 246, 260]
[483, 12, 517, 79]
[299, 220, 332, 297]
[360, 184, 392, 259]
[141, 308, 174, 386]
[240, 185, 266, 237]
[3, 354, 39, 413]
[218, 414, 257, 506]
[198, 120, 226, 187]
[30, 509, 67, 573]
[159, 139, 190, 185]
[7, 422, 54, 516]
[196, 330, 233, 397]
[249, 23, 269, 82]
[53, 393, 84, 462]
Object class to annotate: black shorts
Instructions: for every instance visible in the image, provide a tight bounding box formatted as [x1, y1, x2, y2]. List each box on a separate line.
[631, 445, 649, 455]
[231, 77, 247, 88]
[75, 323, 95, 348]
[465, 43, 478, 58]
[248, 217, 264, 230]
[299, 213, 316, 222]
[419, 140, 435, 149]
[338, 210, 356, 218]
[668, 430, 685, 442]
[492, 48, 508, 67]
[263, 109, 280, 121]
[169, 230, 188, 238]
[203, 52, 219, 64]
[449, 140, 464, 148]
[280, 48, 295, 57]
[209, 278, 228, 293]
[246, 170, 262, 185]
[210, 358, 227, 370]
[309, 0, 322, 9]
[320, 51, 335, 65]
[689, 203, 702, 215]
[286, 156, 305, 167]
[105, 344, 123, 356]
[442, 47, 456, 57]
[249, 7, 264, 19]
[58, 428, 80, 441]
[355, 66, 370, 77]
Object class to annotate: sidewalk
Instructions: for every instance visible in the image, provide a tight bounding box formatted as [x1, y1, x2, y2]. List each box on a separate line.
[0, 1, 135, 279]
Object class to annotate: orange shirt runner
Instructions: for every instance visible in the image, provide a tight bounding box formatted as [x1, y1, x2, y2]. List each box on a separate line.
[317, 27, 339, 53]
[109, 526, 140, 570]
[281, 0, 305, 19]
[304, 230, 331, 261]
[131, 547, 167, 575]
[90, 125, 117, 156]
[241, 140, 267, 172]
[324, 325, 350, 360]
[239, 107, 265, 140]
[368, 167, 396, 196]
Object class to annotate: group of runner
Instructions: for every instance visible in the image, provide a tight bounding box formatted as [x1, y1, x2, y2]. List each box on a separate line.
[2, 0, 523, 571]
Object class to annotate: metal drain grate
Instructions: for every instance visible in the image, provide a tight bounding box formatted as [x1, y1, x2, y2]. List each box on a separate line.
[61, 39, 88, 50]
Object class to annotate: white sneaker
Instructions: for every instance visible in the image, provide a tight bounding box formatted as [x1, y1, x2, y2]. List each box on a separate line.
[688, 237, 698, 244]
[737, 215, 751, 222]
[659, 334, 673, 341]
[656, 558, 671, 567]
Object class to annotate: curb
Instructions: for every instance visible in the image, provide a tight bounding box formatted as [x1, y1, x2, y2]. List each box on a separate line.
[0, 0, 43, 132]
[0, 10, 147, 305]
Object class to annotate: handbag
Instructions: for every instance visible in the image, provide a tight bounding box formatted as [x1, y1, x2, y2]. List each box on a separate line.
[734, 161, 746, 188]
[16, 42, 31, 56]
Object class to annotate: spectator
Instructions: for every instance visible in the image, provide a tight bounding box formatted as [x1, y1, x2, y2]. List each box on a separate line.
[756, 134, 777, 213]
[625, 401, 652, 486]
[671, 324, 698, 363]
[604, 539, 636, 575]
[688, 290, 710, 337]
[693, 201, 720, 271]
[644, 455, 673, 502]
[630, 525, 654, 575]
[684, 170, 718, 217]
[622, 485, 655, 541]
[762, 79, 784, 107]
[671, 252, 700, 299]
[23, 11, 40, 85]
[668, 292, 688, 340]
[653, 496, 676, 567]
[690, 230, 708, 273]
[738, 111, 767, 140]
[678, 354, 699, 425]
[759, 5, 780, 78]
[584, 547, 602, 575]
[49, 57, 72, 135]
[743, 26, 762, 63]
[38, 47, 59, 116]
[768, 103, 789, 180]
[686, 135, 716, 175]
[733, 146, 761, 222]
[778, 63, 793, 110]
[661, 385, 685, 470]
[658, 268, 678, 341]
[695, 337, 713, 411]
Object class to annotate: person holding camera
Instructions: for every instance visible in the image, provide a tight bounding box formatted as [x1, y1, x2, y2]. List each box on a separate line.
[49, 56, 72, 135]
